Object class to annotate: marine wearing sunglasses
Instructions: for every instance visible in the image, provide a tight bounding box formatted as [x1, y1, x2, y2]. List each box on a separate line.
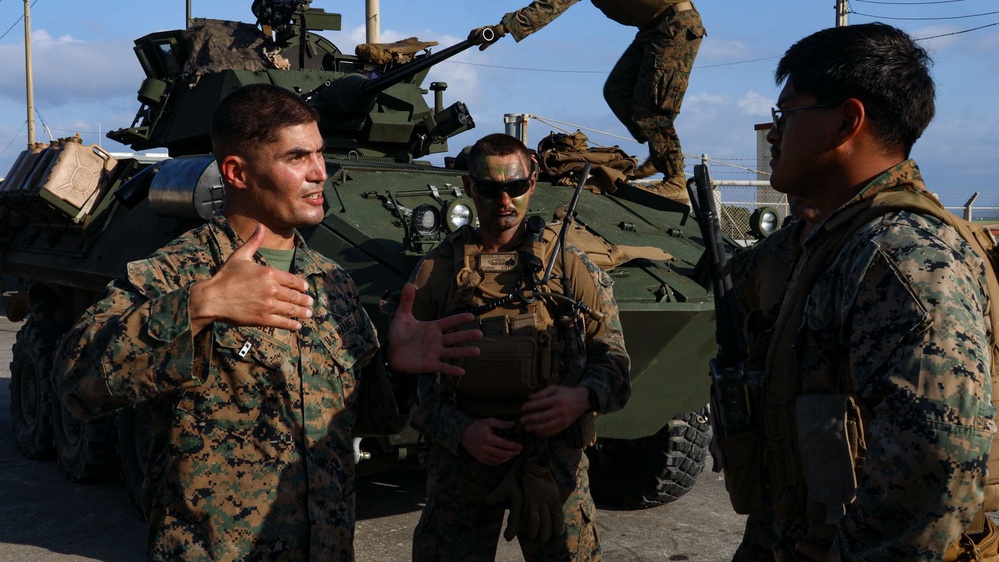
[468, 172, 535, 199]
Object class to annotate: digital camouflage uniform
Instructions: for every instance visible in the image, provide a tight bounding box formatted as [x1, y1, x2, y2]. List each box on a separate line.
[409, 226, 631, 562]
[734, 160, 996, 560]
[56, 214, 407, 561]
[501, 0, 705, 179]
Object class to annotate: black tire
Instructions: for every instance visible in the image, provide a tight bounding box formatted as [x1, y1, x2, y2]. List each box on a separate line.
[51, 395, 120, 483]
[8, 319, 63, 459]
[587, 409, 711, 509]
[117, 402, 153, 520]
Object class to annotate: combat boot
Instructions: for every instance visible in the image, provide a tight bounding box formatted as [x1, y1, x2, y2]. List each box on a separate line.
[658, 173, 691, 204]
[632, 158, 660, 180]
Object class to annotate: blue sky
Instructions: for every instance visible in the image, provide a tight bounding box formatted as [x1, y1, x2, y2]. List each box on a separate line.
[1, 1, 997, 209]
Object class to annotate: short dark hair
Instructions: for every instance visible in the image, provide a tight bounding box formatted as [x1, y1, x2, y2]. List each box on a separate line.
[466, 133, 532, 177]
[775, 23, 934, 157]
[210, 83, 320, 161]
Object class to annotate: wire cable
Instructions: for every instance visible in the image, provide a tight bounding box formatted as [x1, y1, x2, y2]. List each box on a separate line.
[854, 0, 969, 4]
[915, 20, 999, 38]
[851, 9, 999, 20]
[0, 0, 39, 42]
[0, 121, 27, 161]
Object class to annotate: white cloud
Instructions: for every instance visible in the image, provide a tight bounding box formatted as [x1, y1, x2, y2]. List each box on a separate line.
[736, 91, 773, 118]
[0, 30, 140, 107]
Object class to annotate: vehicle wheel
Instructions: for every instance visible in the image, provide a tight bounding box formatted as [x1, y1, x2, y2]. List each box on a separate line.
[587, 409, 711, 509]
[51, 395, 120, 482]
[8, 319, 63, 459]
[117, 402, 153, 520]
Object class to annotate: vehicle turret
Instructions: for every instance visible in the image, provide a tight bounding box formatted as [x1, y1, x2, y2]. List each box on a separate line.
[108, 5, 477, 163]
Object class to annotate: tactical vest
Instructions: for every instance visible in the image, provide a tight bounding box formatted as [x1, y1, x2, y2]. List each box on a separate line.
[444, 226, 576, 420]
[757, 187, 999, 541]
[590, 0, 683, 27]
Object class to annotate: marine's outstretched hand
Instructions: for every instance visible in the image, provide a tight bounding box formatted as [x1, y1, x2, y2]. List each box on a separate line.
[387, 282, 482, 376]
[468, 23, 506, 50]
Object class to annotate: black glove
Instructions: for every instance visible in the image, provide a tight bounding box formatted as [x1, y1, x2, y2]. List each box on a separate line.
[468, 23, 507, 51]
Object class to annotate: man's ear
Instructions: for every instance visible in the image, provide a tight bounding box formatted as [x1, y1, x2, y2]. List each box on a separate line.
[219, 154, 248, 191]
[839, 98, 866, 140]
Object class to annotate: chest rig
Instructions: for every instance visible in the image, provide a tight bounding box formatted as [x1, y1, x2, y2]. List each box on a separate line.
[445, 224, 585, 419]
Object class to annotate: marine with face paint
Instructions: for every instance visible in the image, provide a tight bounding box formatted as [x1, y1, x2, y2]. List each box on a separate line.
[407, 133, 631, 561]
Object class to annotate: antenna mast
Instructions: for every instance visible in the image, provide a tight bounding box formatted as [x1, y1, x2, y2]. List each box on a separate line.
[24, 0, 35, 145]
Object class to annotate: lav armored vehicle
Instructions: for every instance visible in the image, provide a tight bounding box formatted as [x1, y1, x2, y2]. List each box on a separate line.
[1, 0, 715, 512]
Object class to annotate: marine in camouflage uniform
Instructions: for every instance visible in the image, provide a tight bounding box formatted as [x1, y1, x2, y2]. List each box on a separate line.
[58, 214, 405, 560]
[719, 24, 997, 561]
[54, 84, 480, 561]
[408, 134, 631, 562]
[760, 160, 995, 559]
[472, 0, 705, 186]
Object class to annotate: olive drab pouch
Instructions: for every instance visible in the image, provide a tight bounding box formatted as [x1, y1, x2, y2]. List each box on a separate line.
[795, 394, 865, 527]
[711, 395, 763, 514]
[945, 514, 999, 562]
[454, 313, 550, 418]
[717, 429, 764, 514]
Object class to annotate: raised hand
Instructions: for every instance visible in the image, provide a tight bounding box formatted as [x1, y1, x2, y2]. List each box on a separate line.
[189, 225, 314, 334]
[386, 283, 482, 376]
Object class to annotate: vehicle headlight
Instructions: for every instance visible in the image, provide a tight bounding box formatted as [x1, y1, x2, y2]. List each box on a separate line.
[411, 204, 442, 237]
[749, 206, 779, 239]
[445, 199, 475, 232]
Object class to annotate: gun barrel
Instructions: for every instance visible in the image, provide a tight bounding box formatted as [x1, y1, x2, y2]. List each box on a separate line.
[359, 39, 477, 97]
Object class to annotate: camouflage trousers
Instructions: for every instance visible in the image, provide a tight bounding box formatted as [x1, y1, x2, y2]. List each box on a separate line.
[412, 438, 599, 562]
[603, 6, 705, 178]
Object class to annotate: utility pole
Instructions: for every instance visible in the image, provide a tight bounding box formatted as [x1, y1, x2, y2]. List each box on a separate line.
[366, 0, 380, 43]
[836, 0, 850, 27]
[24, 0, 35, 145]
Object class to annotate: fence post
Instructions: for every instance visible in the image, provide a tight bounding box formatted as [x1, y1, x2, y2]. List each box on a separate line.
[964, 192, 979, 221]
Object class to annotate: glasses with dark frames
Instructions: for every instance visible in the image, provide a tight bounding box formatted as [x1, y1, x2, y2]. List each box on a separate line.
[468, 173, 534, 199]
[771, 102, 842, 129]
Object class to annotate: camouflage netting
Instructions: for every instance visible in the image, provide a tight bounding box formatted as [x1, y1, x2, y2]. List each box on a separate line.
[182, 18, 289, 84]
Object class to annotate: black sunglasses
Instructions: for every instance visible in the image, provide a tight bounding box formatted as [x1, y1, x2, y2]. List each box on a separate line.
[468, 174, 534, 199]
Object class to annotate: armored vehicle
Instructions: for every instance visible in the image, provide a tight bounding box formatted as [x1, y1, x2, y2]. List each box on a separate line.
[1, 0, 715, 512]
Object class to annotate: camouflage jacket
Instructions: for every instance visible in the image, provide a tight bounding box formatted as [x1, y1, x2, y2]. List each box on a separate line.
[56, 213, 407, 561]
[501, 0, 686, 41]
[764, 160, 996, 560]
[408, 226, 631, 455]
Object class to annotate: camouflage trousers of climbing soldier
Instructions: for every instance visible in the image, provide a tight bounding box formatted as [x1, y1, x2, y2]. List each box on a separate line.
[412, 436, 599, 562]
[603, 6, 705, 179]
